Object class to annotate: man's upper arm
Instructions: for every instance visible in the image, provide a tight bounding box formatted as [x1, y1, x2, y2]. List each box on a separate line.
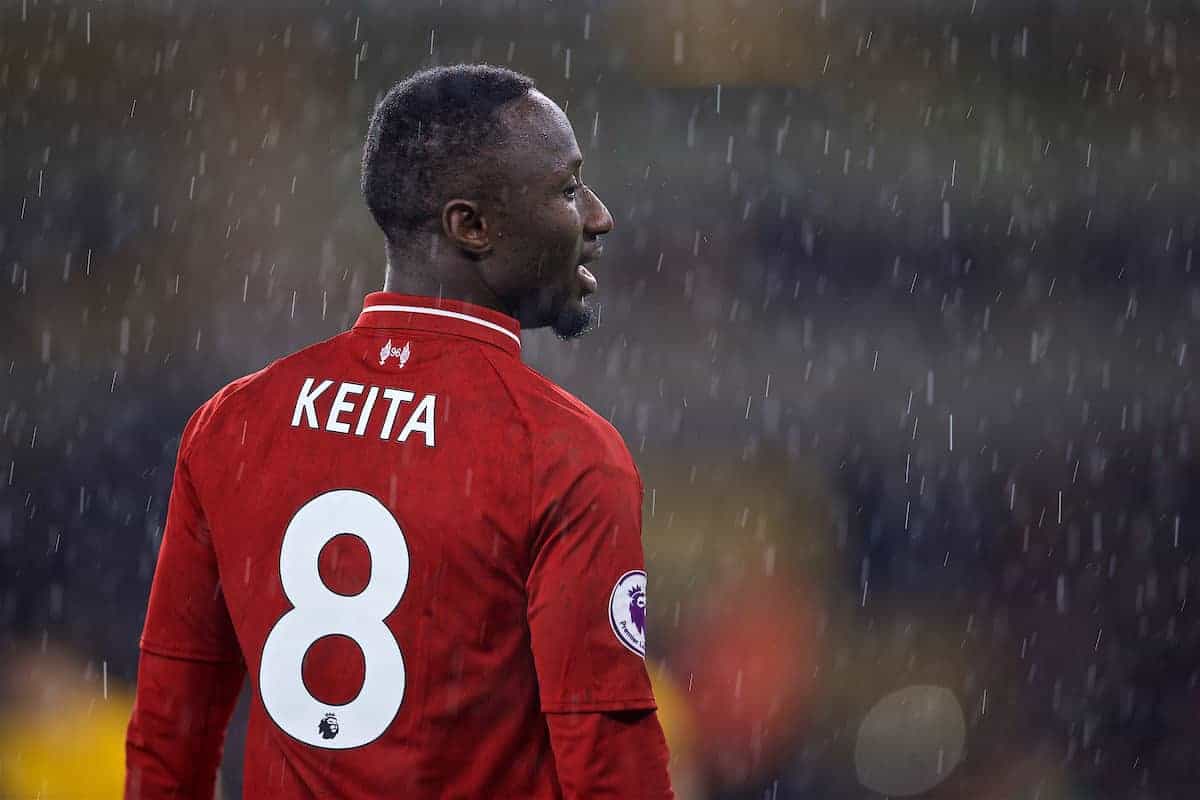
[526, 461, 657, 713]
[139, 404, 240, 663]
[126, 403, 245, 798]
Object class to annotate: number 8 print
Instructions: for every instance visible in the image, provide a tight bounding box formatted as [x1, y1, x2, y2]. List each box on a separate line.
[260, 490, 409, 749]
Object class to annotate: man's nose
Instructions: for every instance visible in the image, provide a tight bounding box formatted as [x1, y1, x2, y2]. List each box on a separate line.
[583, 185, 614, 235]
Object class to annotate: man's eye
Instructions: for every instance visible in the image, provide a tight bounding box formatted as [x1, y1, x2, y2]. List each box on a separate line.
[564, 183, 579, 199]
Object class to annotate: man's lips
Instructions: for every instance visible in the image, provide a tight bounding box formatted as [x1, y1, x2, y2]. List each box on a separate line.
[576, 263, 598, 295]
[577, 246, 603, 295]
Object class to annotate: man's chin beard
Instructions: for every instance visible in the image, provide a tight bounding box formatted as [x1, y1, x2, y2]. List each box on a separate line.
[551, 298, 597, 340]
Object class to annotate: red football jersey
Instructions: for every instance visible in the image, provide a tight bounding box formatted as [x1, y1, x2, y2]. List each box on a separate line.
[133, 291, 660, 797]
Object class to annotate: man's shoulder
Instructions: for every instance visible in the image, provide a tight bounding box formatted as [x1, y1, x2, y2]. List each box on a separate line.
[497, 359, 638, 482]
[184, 333, 346, 447]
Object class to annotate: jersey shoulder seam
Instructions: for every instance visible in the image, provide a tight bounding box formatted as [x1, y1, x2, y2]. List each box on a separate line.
[474, 347, 536, 562]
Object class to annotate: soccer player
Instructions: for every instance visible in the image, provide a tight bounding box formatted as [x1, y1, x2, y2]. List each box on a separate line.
[124, 64, 675, 798]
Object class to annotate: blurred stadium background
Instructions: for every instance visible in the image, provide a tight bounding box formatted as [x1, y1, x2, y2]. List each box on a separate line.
[4, 0, 1200, 797]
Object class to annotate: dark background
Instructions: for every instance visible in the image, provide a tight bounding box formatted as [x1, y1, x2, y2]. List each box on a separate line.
[3, 0, 1200, 797]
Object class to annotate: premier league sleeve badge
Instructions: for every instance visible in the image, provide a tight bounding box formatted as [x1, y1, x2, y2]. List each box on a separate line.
[609, 570, 647, 658]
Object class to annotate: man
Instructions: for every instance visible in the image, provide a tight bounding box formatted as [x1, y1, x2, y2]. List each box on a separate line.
[124, 64, 675, 798]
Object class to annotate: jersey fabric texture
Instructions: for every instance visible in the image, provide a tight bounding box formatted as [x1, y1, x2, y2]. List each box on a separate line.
[127, 291, 661, 798]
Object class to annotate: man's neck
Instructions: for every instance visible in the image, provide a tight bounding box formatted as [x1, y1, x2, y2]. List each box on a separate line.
[382, 257, 511, 318]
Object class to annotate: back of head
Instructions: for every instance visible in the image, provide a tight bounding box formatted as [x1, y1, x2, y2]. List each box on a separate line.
[361, 64, 536, 246]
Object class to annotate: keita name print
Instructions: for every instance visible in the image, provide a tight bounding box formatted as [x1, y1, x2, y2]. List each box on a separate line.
[290, 377, 437, 447]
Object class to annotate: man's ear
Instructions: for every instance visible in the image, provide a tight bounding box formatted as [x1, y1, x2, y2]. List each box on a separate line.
[442, 199, 492, 256]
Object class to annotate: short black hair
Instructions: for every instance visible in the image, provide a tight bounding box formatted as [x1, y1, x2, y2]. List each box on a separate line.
[361, 64, 536, 243]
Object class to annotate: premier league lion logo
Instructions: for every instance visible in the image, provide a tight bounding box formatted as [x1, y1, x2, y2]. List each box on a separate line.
[609, 570, 648, 657]
[628, 584, 646, 636]
[318, 712, 339, 740]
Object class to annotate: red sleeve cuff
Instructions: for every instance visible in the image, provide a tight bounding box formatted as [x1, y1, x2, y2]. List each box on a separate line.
[542, 696, 658, 713]
[139, 637, 243, 665]
[544, 708, 675, 798]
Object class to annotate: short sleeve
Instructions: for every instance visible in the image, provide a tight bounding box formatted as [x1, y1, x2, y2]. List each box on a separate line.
[139, 407, 241, 663]
[526, 463, 657, 713]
